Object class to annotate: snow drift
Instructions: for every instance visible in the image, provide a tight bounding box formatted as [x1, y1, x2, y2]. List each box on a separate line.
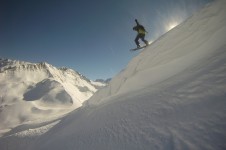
[1, 0, 226, 149]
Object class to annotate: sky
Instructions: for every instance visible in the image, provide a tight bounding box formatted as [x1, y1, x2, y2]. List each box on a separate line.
[0, 0, 213, 80]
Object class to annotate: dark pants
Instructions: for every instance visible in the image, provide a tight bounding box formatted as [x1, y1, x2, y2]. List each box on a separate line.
[135, 34, 148, 47]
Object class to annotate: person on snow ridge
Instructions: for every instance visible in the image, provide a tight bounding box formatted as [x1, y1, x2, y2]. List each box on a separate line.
[133, 19, 149, 48]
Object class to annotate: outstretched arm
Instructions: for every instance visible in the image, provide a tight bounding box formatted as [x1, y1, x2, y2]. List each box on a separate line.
[135, 19, 140, 26]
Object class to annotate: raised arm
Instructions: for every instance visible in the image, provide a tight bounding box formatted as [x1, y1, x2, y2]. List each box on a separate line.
[135, 19, 140, 26]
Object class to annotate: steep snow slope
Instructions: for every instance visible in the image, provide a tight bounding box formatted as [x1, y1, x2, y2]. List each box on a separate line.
[87, 0, 226, 106]
[0, 59, 104, 135]
[1, 0, 226, 149]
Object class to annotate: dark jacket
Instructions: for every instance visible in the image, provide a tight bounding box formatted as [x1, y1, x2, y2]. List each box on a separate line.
[133, 19, 146, 35]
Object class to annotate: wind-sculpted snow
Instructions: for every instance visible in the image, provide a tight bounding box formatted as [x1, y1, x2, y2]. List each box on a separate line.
[1, 0, 226, 149]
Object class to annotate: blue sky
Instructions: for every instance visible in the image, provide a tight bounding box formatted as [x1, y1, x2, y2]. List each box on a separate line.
[0, 0, 212, 80]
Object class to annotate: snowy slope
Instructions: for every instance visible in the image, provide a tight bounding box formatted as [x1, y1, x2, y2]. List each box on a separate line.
[1, 0, 226, 149]
[87, 0, 226, 106]
[0, 59, 104, 135]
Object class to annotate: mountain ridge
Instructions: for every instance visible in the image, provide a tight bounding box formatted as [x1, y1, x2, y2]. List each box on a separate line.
[0, 58, 105, 134]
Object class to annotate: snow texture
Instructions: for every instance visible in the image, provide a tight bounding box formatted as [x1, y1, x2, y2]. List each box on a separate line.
[0, 0, 226, 149]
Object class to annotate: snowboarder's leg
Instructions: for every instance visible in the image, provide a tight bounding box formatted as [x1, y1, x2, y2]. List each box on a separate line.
[135, 35, 140, 48]
[141, 34, 149, 46]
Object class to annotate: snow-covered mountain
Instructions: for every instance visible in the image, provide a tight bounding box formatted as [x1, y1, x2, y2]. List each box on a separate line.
[1, 0, 226, 149]
[95, 78, 111, 84]
[0, 58, 105, 134]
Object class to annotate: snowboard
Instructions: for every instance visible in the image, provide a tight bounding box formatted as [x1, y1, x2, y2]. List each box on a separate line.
[130, 45, 147, 51]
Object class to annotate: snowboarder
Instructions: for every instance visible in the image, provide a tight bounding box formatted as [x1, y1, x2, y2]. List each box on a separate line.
[133, 19, 149, 48]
